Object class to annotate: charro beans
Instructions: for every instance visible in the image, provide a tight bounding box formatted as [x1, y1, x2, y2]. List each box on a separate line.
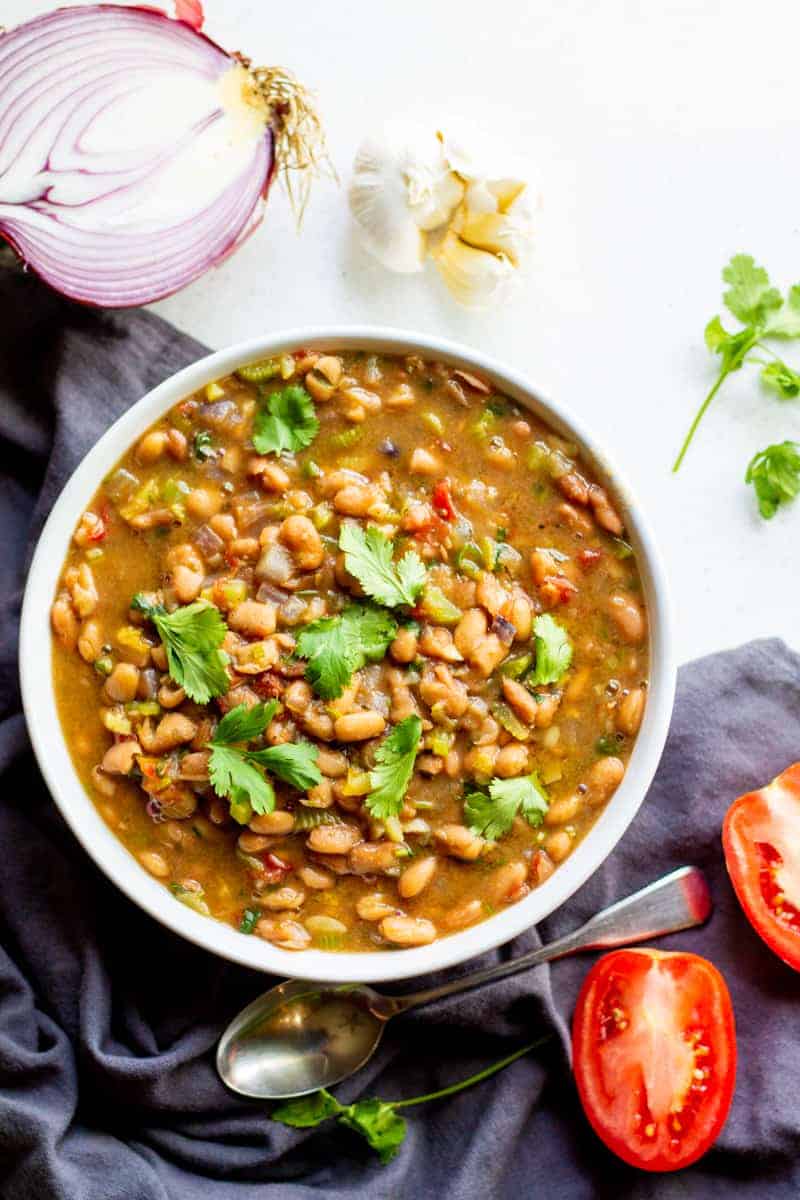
[51, 348, 648, 953]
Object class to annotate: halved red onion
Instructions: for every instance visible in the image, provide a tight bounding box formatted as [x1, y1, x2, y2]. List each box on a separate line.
[0, 5, 328, 307]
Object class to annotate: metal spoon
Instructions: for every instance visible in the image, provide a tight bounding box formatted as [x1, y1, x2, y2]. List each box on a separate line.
[217, 865, 710, 1100]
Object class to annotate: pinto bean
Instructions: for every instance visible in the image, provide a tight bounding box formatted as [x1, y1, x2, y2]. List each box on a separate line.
[349, 841, 401, 875]
[380, 915, 437, 946]
[588, 484, 623, 535]
[418, 626, 463, 662]
[442, 899, 483, 930]
[255, 917, 311, 950]
[334, 711, 386, 741]
[101, 740, 141, 775]
[616, 687, 645, 735]
[398, 856, 437, 898]
[316, 747, 348, 777]
[608, 593, 645, 644]
[280, 515, 324, 569]
[173, 563, 203, 604]
[306, 824, 361, 854]
[229, 599, 277, 638]
[545, 829, 572, 862]
[51, 594, 79, 649]
[356, 894, 398, 921]
[139, 850, 169, 877]
[142, 713, 197, 753]
[249, 810, 295, 835]
[495, 743, 529, 778]
[544, 794, 583, 826]
[501, 677, 540, 725]
[261, 887, 305, 911]
[390, 626, 418, 663]
[77, 619, 103, 663]
[299, 865, 335, 890]
[104, 662, 140, 703]
[587, 756, 626, 801]
[434, 824, 485, 860]
[486, 861, 528, 904]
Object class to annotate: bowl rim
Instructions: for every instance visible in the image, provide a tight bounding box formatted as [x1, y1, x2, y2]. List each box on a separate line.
[20, 325, 676, 984]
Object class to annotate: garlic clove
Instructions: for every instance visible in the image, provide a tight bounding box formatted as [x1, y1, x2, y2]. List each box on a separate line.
[349, 124, 464, 274]
[457, 181, 533, 269]
[431, 223, 518, 311]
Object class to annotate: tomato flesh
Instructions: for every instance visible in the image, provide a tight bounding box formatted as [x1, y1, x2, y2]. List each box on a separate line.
[723, 763, 800, 968]
[572, 949, 735, 1172]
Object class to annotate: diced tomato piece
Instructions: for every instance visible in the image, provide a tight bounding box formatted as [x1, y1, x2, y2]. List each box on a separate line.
[431, 479, 457, 521]
[578, 548, 602, 570]
[573, 949, 736, 1172]
[723, 762, 800, 970]
[261, 852, 292, 884]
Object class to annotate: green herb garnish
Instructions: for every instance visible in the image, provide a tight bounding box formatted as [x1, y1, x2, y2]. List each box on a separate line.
[674, 255, 800, 471]
[252, 385, 319, 455]
[193, 430, 215, 461]
[464, 774, 549, 841]
[239, 907, 261, 934]
[528, 614, 572, 686]
[271, 1039, 547, 1164]
[131, 595, 229, 704]
[365, 715, 422, 820]
[745, 441, 800, 519]
[339, 524, 426, 609]
[207, 701, 320, 821]
[295, 604, 398, 699]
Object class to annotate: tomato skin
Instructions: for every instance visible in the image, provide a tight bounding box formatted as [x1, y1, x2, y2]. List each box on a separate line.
[572, 949, 736, 1172]
[722, 762, 800, 971]
[431, 479, 456, 521]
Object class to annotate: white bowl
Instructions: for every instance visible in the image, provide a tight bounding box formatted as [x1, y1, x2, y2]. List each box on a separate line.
[20, 328, 675, 984]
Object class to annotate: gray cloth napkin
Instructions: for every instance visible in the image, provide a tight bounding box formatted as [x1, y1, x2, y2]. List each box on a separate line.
[1, 268, 797, 1199]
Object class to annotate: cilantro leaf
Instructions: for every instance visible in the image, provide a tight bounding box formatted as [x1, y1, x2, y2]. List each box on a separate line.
[365, 716, 422, 820]
[295, 605, 398, 699]
[193, 430, 215, 461]
[465, 774, 549, 840]
[745, 441, 800, 519]
[208, 745, 275, 819]
[675, 257, 800, 471]
[339, 524, 425, 608]
[207, 700, 319, 817]
[213, 700, 281, 745]
[272, 1089, 344, 1127]
[132, 596, 229, 704]
[248, 742, 322, 791]
[763, 285, 800, 337]
[760, 360, 800, 399]
[269, 1039, 549, 1167]
[340, 1101, 407, 1164]
[529, 614, 572, 686]
[722, 254, 782, 326]
[252, 386, 319, 455]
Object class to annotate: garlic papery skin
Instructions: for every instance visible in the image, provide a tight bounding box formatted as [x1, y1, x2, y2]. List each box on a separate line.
[430, 177, 533, 309]
[349, 123, 464, 273]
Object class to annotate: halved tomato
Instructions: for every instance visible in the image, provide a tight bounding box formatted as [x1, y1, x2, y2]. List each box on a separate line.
[572, 949, 736, 1172]
[723, 761, 800, 970]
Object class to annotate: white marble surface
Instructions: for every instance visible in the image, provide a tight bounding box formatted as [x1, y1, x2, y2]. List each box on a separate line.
[8, 0, 800, 665]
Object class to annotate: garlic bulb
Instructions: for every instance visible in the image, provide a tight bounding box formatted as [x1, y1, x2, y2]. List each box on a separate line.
[349, 122, 534, 306]
[349, 124, 464, 273]
[430, 178, 533, 310]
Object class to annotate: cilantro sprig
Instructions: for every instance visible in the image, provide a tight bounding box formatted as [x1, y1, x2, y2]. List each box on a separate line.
[365, 716, 422, 820]
[271, 1039, 547, 1164]
[339, 524, 426, 609]
[252, 386, 319, 455]
[745, 441, 800, 519]
[207, 701, 321, 822]
[673, 255, 800, 471]
[528, 614, 572, 687]
[295, 605, 398, 699]
[131, 595, 229, 704]
[464, 774, 549, 841]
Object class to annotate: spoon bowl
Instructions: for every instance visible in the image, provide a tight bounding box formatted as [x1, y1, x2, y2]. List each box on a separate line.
[217, 866, 711, 1099]
[217, 980, 389, 1098]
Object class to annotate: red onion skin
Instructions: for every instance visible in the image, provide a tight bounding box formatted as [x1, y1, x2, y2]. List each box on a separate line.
[0, 5, 277, 308]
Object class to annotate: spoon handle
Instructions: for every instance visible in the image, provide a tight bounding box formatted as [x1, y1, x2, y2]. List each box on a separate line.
[382, 866, 711, 1017]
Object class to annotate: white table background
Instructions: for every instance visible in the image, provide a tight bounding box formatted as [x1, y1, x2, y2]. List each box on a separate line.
[8, 0, 800, 666]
